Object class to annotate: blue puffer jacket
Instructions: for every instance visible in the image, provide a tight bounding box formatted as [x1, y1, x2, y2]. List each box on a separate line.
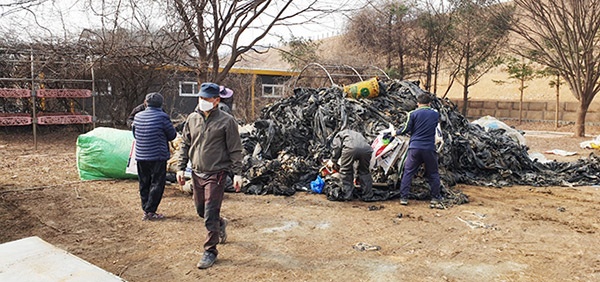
[133, 107, 177, 161]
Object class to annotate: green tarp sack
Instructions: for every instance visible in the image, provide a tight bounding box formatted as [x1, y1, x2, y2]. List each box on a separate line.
[76, 127, 137, 180]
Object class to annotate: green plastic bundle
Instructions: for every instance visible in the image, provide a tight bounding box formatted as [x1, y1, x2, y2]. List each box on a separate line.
[76, 127, 137, 180]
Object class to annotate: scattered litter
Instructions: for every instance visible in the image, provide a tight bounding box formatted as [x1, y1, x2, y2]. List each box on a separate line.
[262, 221, 299, 233]
[457, 217, 491, 229]
[580, 135, 600, 150]
[310, 175, 325, 194]
[353, 242, 381, 251]
[544, 149, 577, 156]
[471, 115, 527, 145]
[528, 152, 553, 164]
[368, 205, 384, 211]
[315, 222, 331, 229]
[462, 211, 487, 219]
[557, 207, 566, 212]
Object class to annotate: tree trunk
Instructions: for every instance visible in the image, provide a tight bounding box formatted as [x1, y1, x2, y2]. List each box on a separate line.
[425, 60, 432, 92]
[386, 16, 392, 70]
[399, 53, 405, 80]
[433, 44, 441, 95]
[196, 62, 208, 83]
[195, 34, 209, 82]
[462, 79, 469, 116]
[555, 74, 560, 129]
[424, 41, 433, 92]
[519, 78, 524, 124]
[575, 101, 590, 137]
[462, 47, 470, 117]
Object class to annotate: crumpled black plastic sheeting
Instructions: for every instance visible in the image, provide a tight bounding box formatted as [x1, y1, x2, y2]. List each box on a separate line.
[243, 151, 317, 196]
[240, 79, 600, 203]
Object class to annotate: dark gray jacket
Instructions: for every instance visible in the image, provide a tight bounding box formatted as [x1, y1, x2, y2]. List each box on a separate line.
[177, 107, 242, 175]
[331, 129, 371, 162]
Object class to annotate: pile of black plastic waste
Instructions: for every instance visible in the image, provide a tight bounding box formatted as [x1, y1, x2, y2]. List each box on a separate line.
[239, 79, 600, 205]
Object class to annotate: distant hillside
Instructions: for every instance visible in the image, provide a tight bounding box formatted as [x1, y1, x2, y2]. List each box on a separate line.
[235, 45, 292, 70]
[236, 35, 584, 104]
[439, 69, 580, 103]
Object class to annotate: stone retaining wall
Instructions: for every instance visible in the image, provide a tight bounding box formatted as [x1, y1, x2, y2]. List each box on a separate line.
[450, 99, 600, 125]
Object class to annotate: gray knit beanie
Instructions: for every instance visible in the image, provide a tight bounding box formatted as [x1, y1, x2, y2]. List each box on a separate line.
[145, 92, 164, 107]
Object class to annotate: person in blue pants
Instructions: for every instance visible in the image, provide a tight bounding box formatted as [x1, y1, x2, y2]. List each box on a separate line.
[391, 93, 442, 207]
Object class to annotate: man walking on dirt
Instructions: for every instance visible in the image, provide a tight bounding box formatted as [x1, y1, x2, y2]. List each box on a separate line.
[391, 93, 443, 207]
[132, 92, 177, 220]
[176, 82, 243, 269]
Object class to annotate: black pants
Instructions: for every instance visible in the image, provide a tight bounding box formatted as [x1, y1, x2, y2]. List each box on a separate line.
[137, 160, 167, 214]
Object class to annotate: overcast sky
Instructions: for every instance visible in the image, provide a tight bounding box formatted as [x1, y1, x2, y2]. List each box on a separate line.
[0, 0, 367, 45]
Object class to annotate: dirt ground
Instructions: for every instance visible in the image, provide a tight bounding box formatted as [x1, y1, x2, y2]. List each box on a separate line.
[1, 122, 600, 282]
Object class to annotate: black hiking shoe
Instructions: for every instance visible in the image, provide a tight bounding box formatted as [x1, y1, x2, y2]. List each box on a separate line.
[197, 251, 217, 269]
[142, 212, 165, 221]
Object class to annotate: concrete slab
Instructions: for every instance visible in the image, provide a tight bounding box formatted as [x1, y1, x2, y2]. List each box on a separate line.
[523, 130, 573, 138]
[0, 236, 124, 282]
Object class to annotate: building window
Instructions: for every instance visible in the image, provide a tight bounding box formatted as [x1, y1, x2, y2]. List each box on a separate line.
[179, 81, 199, 97]
[262, 84, 284, 98]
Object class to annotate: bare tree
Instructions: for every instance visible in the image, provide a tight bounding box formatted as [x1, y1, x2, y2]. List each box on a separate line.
[494, 56, 537, 124]
[413, 0, 452, 93]
[443, 0, 513, 116]
[278, 36, 322, 71]
[509, 0, 600, 137]
[81, 26, 187, 125]
[0, 0, 58, 38]
[167, 0, 358, 84]
[538, 67, 565, 129]
[346, 0, 418, 79]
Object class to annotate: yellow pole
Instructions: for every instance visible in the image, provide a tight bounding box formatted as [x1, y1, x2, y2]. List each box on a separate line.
[251, 74, 256, 120]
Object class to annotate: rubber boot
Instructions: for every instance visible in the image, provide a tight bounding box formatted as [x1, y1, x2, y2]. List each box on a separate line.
[358, 174, 374, 200]
[340, 173, 354, 201]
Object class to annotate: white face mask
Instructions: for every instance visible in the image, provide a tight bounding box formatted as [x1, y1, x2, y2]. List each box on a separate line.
[198, 99, 214, 112]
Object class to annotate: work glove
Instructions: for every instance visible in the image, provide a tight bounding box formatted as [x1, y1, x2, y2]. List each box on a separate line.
[382, 132, 392, 140]
[233, 175, 243, 192]
[326, 159, 335, 168]
[176, 171, 186, 185]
